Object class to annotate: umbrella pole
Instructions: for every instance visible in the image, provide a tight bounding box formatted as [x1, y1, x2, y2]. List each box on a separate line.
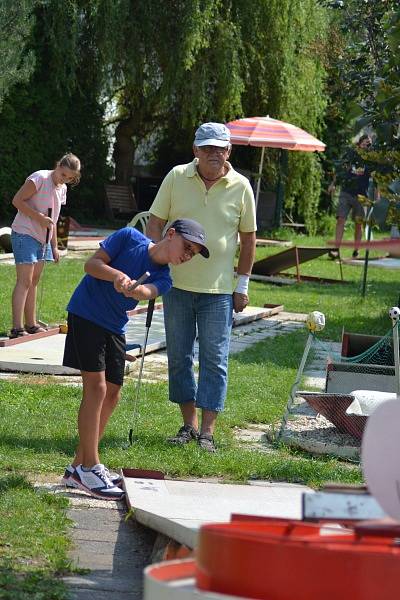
[255, 146, 265, 212]
[275, 149, 288, 228]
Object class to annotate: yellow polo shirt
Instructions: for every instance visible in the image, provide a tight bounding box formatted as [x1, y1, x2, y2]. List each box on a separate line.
[150, 159, 257, 293]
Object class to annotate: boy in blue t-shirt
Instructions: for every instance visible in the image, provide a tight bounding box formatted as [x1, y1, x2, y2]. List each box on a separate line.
[62, 219, 209, 500]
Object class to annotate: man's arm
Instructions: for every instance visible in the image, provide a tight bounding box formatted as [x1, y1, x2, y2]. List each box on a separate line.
[237, 231, 256, 275]
[233, 231, 256, 313]
[146, 214, 167, 242]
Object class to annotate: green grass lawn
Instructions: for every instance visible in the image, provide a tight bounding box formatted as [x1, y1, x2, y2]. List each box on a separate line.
[0, 475, 72, 599]
[251, 233, 398, 340]
[0, 230, 398, 597]
[0, 330, 362, 486]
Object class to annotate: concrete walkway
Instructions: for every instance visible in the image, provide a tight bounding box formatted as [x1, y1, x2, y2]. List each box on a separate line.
[35, 481, 156, 600]
[64, 503, 155, 600]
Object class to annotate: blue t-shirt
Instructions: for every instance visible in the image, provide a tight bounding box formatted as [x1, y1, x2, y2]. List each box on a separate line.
[67, 228, 172, 334]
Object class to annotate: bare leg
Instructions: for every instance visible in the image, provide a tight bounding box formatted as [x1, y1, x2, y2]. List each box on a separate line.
[24, 261, 44, 327]
[354, 221, 363, 249]
[12, 263, 34, 329]
[200, 409, 217, 436]
[179, 401, 199, 430]
[99, 381, 122, 438]
[77, 371, 107, 468]
[335, 217, 346, 246]
[73, 380, 121, 466]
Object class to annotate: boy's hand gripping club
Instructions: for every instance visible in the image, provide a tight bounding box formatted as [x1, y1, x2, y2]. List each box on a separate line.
[127, 271, 150, 292]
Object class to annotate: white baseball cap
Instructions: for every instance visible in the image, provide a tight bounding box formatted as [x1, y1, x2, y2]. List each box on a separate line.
[194, 122, 231, 148]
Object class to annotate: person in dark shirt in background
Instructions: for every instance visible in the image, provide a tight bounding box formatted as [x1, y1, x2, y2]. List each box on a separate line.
[329, 134, 372, 258]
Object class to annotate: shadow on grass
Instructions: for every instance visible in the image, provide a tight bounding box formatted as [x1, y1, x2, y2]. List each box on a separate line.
[0, 435, 76, 455]
[0, 567, 68, 600]
[0, 473, 32, 495]
[0, 431, 182, 456]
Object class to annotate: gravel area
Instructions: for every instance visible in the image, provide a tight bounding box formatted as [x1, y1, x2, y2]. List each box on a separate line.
[284, 412, 360, 448]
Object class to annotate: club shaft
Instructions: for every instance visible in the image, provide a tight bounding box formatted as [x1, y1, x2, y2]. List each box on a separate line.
[127, 271, 150, 292]
[129, 299, 156, 442]
[38, 207, 52, 324]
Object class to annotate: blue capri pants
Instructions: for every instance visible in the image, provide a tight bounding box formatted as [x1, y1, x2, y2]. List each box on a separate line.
[163, 287, 233, 412]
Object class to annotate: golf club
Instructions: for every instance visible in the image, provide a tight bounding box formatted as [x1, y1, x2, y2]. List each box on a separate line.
[37, 207, 52, 327]
[128, 298, 155, 445]
[127, 270, 150, 292]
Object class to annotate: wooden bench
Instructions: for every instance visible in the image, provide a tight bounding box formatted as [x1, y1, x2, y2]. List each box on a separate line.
[104, 184, 138, 220]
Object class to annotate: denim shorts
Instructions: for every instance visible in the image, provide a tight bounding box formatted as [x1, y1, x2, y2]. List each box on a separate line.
[11, 231, 54, 264]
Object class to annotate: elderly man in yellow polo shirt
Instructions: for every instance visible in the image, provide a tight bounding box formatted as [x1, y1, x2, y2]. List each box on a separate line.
[147, 122, 257, 452]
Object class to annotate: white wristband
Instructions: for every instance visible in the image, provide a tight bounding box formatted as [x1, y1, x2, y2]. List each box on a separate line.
[234, 274, 249, 295]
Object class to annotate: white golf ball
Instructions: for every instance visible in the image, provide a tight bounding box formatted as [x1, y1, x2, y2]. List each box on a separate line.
[306, 311, 326, 332]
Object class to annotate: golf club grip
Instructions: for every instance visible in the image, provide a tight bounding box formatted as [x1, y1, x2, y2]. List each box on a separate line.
[146, 299, 155, 328]
[127, 271, 150, 292]
[45, 207, 52, 244]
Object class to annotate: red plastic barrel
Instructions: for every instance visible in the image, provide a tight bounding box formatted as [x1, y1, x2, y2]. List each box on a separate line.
[195, 518, 400, 600]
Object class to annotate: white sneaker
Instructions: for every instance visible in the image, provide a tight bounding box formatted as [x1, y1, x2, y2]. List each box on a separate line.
[61, 464, 122, 488]
[61, 465, 78, 488]
[72, 464, 125, 501]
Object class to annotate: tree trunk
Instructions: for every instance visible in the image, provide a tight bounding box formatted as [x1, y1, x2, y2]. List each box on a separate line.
[113, 117, 136, 184]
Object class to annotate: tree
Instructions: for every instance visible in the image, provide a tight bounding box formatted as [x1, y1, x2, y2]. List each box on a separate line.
[320, 0, 399, 211]
[99, 0, 232, 183]
[0, 0, 332, 228]
[359, 7, 400, 226]
[0, 1, 110, 221]
[323, 1, 400, 225]
[0, 1, 36, 107]
[103, 0, 329, 232]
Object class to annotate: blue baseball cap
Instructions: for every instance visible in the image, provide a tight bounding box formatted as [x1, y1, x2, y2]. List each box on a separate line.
[194, 122, 231, 148]
[168, 219, 210, 258]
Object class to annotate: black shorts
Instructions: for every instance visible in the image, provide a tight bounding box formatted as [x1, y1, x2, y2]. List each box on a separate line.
[63, 313, 126, 386]
[336, 190, 365, 221]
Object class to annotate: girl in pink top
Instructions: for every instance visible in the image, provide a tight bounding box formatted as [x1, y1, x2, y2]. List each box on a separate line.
[10, 153, 81, 338]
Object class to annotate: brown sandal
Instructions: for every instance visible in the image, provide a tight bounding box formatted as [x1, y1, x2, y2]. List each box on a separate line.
[25, 325, 47, 334]
[9, 328, 29, 339]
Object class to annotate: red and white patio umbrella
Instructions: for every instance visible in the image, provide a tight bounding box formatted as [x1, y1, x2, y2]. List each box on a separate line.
[226, 116, 326, 209]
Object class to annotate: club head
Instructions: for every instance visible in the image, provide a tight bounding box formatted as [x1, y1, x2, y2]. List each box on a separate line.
[128, 428, 139, 445]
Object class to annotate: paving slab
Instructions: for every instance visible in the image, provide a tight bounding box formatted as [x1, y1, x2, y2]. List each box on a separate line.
[0, 252, 13, 262]
[123, 477, 311, 549]
[66, 239, 104, 251]
[0, 333, 79, 375]
[65, 505, 156, 600]
[32, 480, 156, 600]
[256, 237, 292, 247]
[0, 305, 289, 375]
[344, 257, 400, 269]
